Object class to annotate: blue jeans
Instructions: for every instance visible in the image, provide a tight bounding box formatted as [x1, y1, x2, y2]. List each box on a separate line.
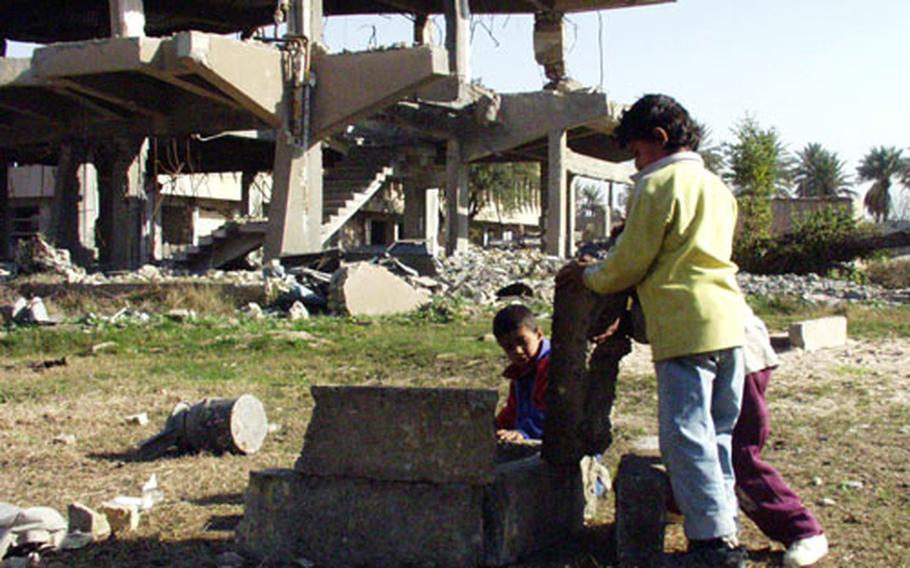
[656, 347, 744, 540]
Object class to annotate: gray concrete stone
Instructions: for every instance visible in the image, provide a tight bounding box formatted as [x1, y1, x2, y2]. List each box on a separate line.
[788, 316, 848, 351]
[614, 454, 669, 568]
[328, 262, 430, 316]
[482, 455, 584, 567]
[296, 386, 498, 485]
[236, 469, 484, 567]
[67, 502, 111, 541]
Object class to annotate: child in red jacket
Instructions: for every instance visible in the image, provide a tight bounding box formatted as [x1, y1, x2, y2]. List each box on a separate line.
[492, 304, 550, 442]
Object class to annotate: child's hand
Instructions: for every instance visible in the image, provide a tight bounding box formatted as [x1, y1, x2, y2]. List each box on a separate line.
[555, 257, 594, 289]
[496, 429, 526, 443]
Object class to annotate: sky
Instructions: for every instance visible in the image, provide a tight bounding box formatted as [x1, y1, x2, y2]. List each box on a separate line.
[6, 0, 910, 200]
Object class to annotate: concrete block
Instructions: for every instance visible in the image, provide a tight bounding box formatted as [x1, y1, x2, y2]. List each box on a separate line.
[67, 502, 111, 541]
[296, 386, 498, 485]
[789, 316, 847, 351]
[236, 469, 483, 567]
[100, 502, 139, 534]
[615, 454, 669, 568]
[328, 262, 430, 316]
[482, 455, 584, 567]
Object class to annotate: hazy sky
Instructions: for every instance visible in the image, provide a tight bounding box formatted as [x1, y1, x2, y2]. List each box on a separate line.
[7, 1, 909, 189]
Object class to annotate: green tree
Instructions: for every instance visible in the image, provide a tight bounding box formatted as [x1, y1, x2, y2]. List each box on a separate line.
[724, 115, 791, 251]
[696, 123, 725, 175]
[468, 162, 539, 220]
[856, 146, 908, 222]
[793, 142, 853, 198]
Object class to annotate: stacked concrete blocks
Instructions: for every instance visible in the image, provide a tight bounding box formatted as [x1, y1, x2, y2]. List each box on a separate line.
[237, 386, 585, 567]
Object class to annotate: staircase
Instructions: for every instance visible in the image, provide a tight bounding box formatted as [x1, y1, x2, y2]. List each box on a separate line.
[321, 146, 399, 243]
[171, 146, 398, 271]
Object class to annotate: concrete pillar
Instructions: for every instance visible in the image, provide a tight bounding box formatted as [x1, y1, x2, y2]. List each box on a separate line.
[108, 0, 146, 38]
[533, 11, 567, 87]
[425, 188, 440, 257]
[265, 0, 324, 261]
[100, 138, 147, 269]
[240, 171, 256, 217]
[49, 143, 83, 260]
[445, 139, 469, 255]
[402, 182, 424, 239]
[414, 13, 432, 45]
[444, 0, 471, 99]
[545, 130, 567, 257]
[76, 160, 99, 260]
[0, 161, 8, 260]
[567, 173, 576, 257]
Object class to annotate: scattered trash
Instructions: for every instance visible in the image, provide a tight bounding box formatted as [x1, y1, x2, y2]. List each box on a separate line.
[28, 357, 67, 373]
[294, 558, 316, 568]
[842, 480, 864, 490]
[100, 502, 139, 535]
[165, 309, 196, 322]
[124, 413, 150, 427]
[267, 423, 282, 434]
[495, 282, 535, 299]
[0, 505, 67, 560]
[241, 303, 264, 320]
[818, 497, 837, 507]
[51, 434, 76, 446]
[89, 342, 118, 355]
[138, 395, 268, 458]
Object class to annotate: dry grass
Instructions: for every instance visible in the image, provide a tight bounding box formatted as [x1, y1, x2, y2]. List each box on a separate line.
[1, 304, 909, 567]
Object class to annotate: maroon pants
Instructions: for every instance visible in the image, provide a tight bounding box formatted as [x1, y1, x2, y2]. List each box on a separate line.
[732, 368, 823, 546]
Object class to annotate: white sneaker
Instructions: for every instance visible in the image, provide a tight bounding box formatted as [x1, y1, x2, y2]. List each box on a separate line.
[783, 533, 828, 567]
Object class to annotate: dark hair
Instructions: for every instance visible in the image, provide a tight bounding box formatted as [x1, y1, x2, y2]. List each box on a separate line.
[493, 304, 538, 339]
[615, 94, 702, 152]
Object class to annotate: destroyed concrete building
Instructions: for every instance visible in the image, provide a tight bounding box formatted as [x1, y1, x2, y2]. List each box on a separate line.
[0, 0, 669, 273]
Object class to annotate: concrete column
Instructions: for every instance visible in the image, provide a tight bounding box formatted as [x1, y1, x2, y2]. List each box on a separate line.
[402, 182, 424, 239]
[445, 138, 469, 255]
[76, 160, 99, 259]
[265, 0, 324, 261]
[567, 173, 576, 257]
[101, 138, 147, 269]
[241, 171, 256, 217]
[49, 143, 82, 260]
[108, 0, 146, 38]
[425, 188, 440, 257]
[414, 13, 432, 45]
[444, 0, 471, 99]
[0, 161, 8, 260]
[142, 173, 160, 262]
[545, 130, 567, 257]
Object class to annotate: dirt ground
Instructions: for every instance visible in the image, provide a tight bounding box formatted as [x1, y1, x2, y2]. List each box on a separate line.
[1, 322, 908, 567]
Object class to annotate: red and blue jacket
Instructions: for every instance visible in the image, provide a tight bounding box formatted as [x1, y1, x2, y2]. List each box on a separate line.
[494, 339, 551, 440]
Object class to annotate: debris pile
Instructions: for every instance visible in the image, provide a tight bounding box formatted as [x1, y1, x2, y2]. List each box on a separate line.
[14, 235, 86, 283]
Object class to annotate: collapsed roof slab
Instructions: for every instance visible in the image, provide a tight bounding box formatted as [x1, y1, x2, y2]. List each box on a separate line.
[0, 1, 674, 43]
[460, 90, 629, 163]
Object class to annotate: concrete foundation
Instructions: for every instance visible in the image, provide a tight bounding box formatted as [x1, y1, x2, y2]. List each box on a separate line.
[483, 455, 583, 567]
[236, 468, 485, 567]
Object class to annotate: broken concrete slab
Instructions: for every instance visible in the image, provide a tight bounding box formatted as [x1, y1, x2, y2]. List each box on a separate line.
[67, 502, 111, 542]
[788, 316, 848, 351]
[327, 262, 430, 317]
[100, 502, 139, 534]
[295, 386, 497, 485]
[482, 455, 584, 567]
[614, 454, 669, 568]
[236, 469, 484, 567]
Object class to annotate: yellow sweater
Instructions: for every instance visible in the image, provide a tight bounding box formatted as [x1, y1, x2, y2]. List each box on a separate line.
[583, 152, 744, 361]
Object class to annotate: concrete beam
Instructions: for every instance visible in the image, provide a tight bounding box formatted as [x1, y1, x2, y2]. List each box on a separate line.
[311, 45, 450, 140]
[461, 91, 619, 163]
[566, 149, 634, 184]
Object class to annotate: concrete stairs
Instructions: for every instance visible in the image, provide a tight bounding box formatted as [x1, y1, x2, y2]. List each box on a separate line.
[172, 146, 398, 271]
[321, 146, 398, 243]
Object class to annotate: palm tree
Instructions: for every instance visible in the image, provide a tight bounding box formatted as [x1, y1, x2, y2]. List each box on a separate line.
[793, 143, 853, 198]
[695, 122, 725, 175]
[856, 146, 906, 222]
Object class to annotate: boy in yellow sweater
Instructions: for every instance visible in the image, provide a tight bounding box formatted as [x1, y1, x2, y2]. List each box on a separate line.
[558, 94, 746, 567]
